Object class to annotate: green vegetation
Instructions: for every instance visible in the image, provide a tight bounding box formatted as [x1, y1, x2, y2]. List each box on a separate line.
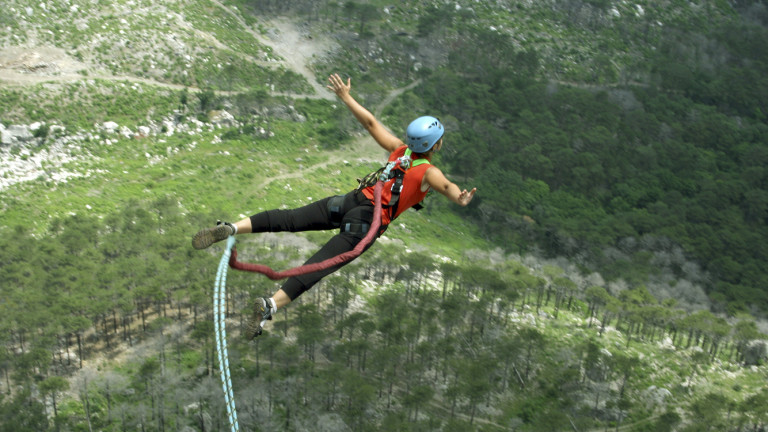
[0, 81, 181, 129]
[0, 0, 308, 92]
[1, 200, 766, 431]
[1, 0, 767, 431]
[311, 0, 768, 315]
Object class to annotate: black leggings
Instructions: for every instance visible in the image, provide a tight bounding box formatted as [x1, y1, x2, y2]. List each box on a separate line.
[249, 190, 381, 301]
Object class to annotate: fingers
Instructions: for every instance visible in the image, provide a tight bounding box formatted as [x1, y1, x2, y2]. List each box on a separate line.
[459, 188, 477, 205]
[326, 73, 350, 94]
[325, 74, 336, 91]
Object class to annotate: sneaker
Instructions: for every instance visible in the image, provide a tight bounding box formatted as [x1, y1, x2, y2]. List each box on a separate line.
[192, 221, 235, 249]
[246, 297, 274, 340]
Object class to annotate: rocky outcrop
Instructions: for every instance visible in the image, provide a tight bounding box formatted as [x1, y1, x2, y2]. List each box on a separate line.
[1, 123, 34, 145]
[744, 340, 768, 366]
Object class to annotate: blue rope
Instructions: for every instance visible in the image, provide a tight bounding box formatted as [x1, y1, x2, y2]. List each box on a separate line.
[214, 236, 240, 432]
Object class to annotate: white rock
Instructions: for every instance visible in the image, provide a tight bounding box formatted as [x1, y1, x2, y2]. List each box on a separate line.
[2, 125, 33, 144]
[643, 386, 672, 406]
[0, 124, 8, 145]
[208, 110, 236, 126]
[119, 126, 133, 138]
[162, 120, 175, 136]
[103, 121, 119, 132]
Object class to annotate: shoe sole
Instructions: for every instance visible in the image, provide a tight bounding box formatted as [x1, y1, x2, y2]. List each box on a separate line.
[192, 225, 231, 249]
[245, 300, 267, 340]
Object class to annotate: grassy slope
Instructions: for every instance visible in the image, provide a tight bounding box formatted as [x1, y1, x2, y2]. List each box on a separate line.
[1, 0, 767, 429]
[2, 75, 765, 432]
[0, 84, 483, 253]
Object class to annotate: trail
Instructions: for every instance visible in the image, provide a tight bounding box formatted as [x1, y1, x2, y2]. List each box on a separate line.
[374, 79, 422, 117]
[0, 2, 335, 100]
[0, 4, 421, 193]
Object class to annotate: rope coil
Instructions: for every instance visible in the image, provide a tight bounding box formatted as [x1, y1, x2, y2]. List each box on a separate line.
[211, 181, 384, 432]
[215, 236, 240, 432]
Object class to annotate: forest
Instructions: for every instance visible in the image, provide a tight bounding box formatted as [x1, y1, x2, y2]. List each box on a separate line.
[246, 0, 768, 314]
[1, 0, 768, 430]
[328, 0, 768, 316]
[2, 199, 766, 431]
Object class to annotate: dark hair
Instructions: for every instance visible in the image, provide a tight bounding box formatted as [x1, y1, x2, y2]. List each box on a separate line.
[412, 137, 442, 158]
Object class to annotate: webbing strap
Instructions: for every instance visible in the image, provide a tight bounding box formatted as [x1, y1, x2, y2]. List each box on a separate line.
[404, 148, 431, 167]
[228, 181, 384, 279]
[385, 150, 430, 216]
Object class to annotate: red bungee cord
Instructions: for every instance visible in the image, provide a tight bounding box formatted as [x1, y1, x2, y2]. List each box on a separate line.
[228, 181, 383, 279]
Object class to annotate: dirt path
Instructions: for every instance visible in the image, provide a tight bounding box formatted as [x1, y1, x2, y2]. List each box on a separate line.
[0, 44, 221, 91]
[0, 4, 418, 189]
[374, 78, 422, 117]
[0, 2, 337, 101]
[0, 3, 392, 109]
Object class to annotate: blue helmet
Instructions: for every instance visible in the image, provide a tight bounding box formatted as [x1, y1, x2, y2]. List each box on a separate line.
[406, 116, 444, 153]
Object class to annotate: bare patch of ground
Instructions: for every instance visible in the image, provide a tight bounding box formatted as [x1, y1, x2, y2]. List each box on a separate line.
[259, 18, 338, 100]
[0, 45, 90, 84]
[208, 0, 339, 99]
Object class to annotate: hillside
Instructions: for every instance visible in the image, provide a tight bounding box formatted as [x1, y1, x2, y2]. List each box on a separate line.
[1, 1, 768, 431]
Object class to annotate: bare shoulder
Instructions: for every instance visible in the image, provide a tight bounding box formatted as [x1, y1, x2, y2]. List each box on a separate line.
[425, 165, 445, 177]
[424, 165, 449, 187]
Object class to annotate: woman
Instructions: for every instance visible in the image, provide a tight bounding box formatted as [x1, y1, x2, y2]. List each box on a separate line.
[192, 73, 476, 339]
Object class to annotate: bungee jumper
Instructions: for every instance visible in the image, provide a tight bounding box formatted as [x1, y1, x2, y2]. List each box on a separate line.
[192, 73, 476, 339]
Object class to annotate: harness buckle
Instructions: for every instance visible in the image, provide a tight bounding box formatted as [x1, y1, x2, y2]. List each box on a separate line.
[326, 195, 345, 227]
[341, 223, 370, 235]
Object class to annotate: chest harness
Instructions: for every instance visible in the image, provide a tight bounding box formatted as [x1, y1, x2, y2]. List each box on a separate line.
[329, 149, 430, 234]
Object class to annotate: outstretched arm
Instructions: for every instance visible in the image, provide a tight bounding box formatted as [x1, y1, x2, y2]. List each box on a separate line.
[327, 73, 402, 153]
[424, 166, 476, 206]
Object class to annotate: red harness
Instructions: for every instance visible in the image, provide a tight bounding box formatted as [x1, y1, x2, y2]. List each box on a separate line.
[362, 146, 431, 226]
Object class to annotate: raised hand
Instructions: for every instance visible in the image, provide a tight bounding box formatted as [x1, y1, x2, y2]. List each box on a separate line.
[327, 73, 351, 99]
